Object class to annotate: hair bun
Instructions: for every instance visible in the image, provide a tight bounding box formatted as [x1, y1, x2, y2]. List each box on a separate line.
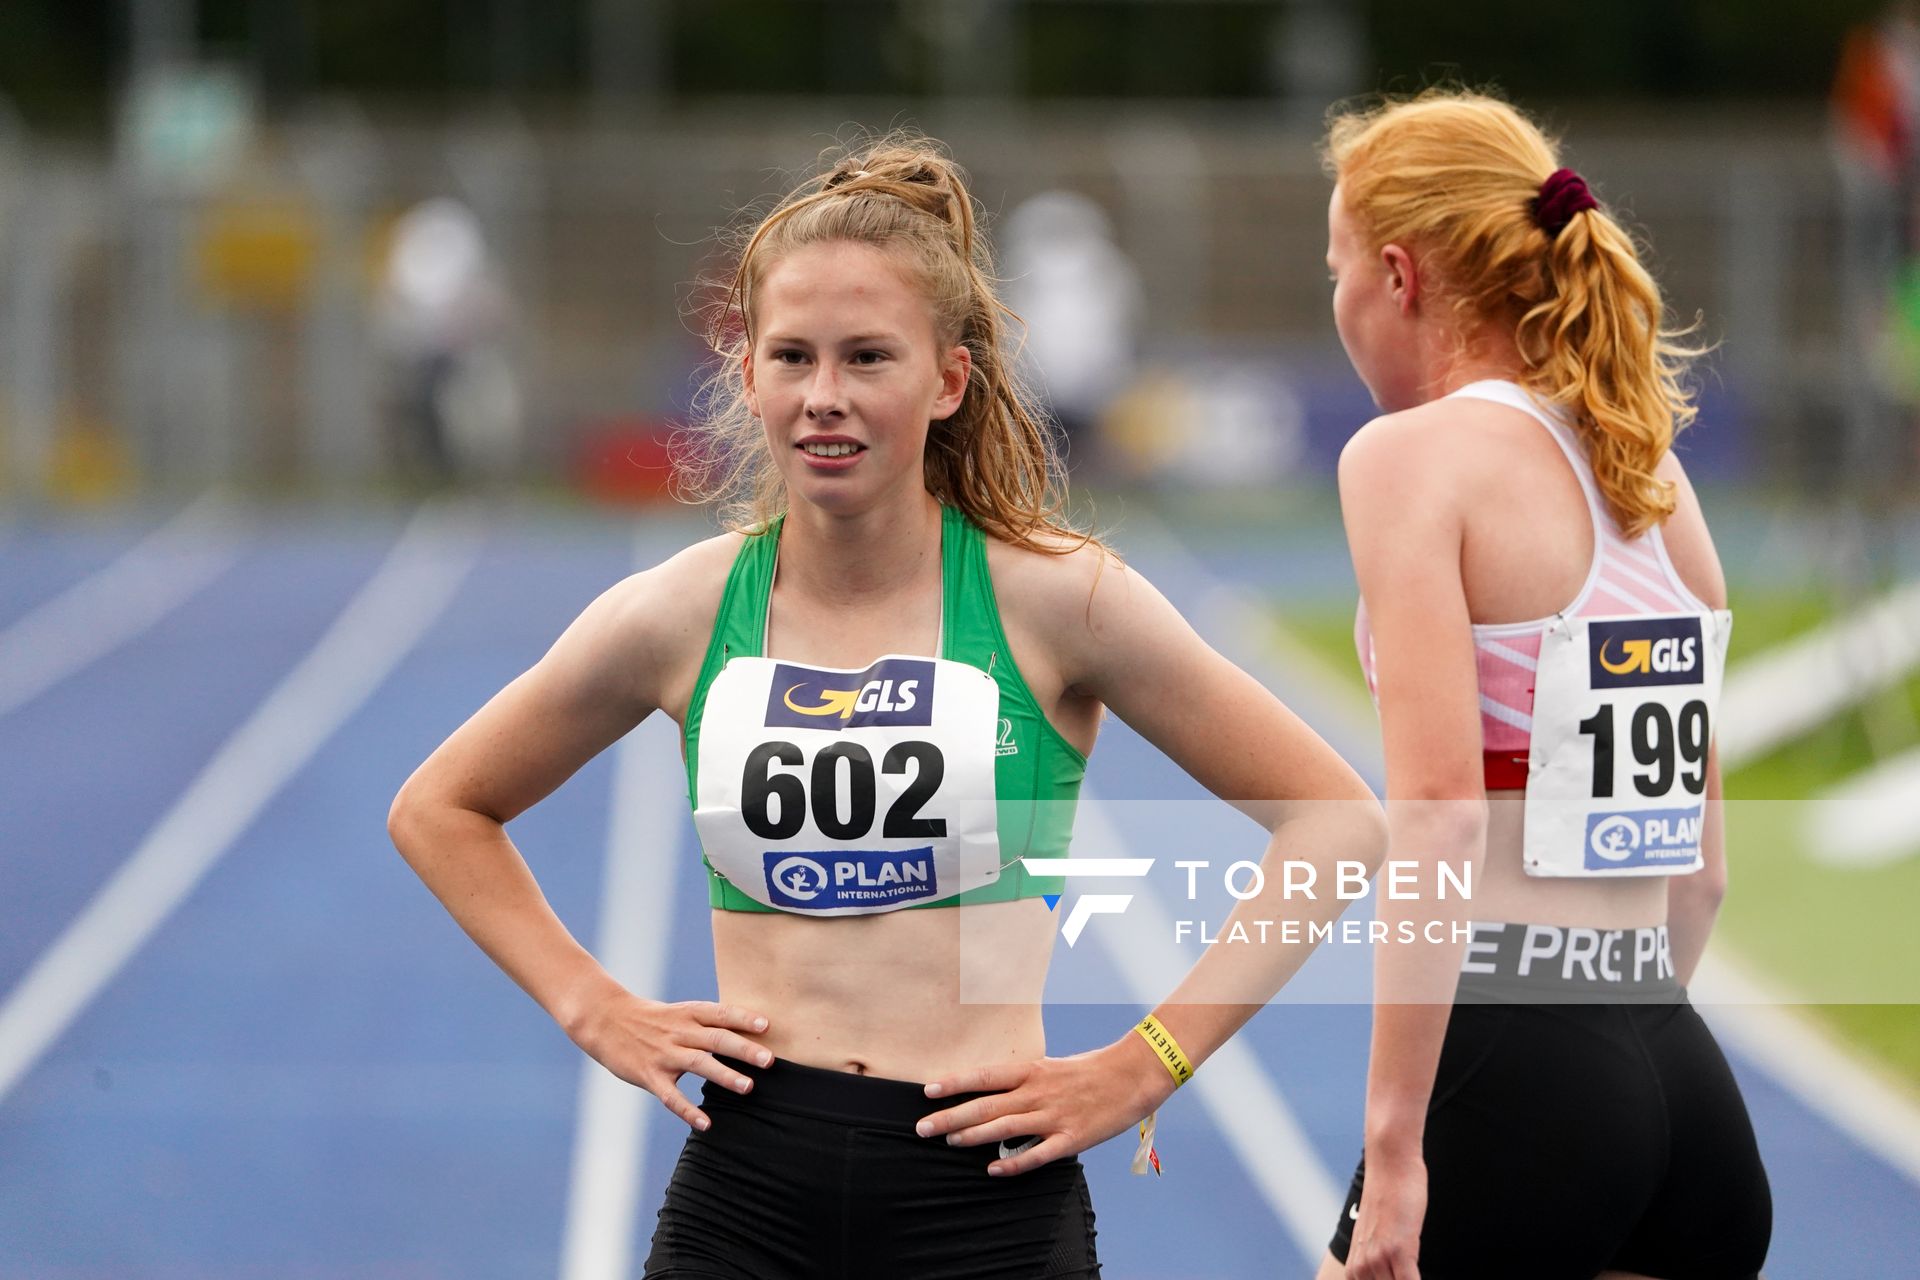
[820, 146, 968, 241]
[827, 153, 945, 192]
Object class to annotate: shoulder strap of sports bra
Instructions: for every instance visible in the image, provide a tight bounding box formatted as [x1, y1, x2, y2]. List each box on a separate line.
[1446, 379, 1613, 533]
[1443, 378, 1709, 612]
[686, 519, 778, 753]
[939, 504, 982, 665]
[718, 516, 781, 662]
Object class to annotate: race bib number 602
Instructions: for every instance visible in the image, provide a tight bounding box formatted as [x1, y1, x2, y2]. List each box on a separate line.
[1523, 610, 1731, 877]
[693, 654, 1003, 913]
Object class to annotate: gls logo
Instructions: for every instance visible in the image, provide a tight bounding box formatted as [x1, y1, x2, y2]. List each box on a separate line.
[764, 658, 935, 731]
[1588, 617, 1703, 689]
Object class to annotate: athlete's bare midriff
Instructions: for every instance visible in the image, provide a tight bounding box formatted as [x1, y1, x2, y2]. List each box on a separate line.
[712, 896, 1055, 1080]
[684, 518, 1098, 1084]
[1470, 793, 1670, 928]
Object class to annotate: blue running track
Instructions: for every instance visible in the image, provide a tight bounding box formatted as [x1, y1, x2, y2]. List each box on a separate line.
[1, 501, 1913, 1278]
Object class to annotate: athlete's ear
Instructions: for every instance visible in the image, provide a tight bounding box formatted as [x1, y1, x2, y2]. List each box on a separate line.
[742, 351, 761, 419]
[1381, 243, 1419, 315]
[931, 344, 971, 422]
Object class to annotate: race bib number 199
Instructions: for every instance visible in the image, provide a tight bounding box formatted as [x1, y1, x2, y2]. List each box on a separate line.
[1523, 610, 1731, 877]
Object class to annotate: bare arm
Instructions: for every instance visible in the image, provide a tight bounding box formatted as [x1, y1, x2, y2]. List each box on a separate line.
[919, 540, 1387, 1168]
[1656, 453, 1732, 987]
[1071, 553, 1388, 1070]
[387, 540, 772, 1129]
[387, 571, 659, 1026]
[1337, 415, 1491, 1280]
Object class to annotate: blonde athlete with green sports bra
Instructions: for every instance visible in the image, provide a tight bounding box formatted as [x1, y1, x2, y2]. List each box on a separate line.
[389, 133, 1384, 1279]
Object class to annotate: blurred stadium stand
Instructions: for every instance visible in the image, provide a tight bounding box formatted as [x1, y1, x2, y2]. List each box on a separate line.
[0, 0, 1898, 497]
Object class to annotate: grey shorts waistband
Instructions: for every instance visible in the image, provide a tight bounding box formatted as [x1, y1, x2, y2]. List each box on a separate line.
[1457, 921, 1682, 1002]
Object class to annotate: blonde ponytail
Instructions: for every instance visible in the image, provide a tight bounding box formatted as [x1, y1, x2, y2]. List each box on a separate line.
[1324, 90, 1703, 536]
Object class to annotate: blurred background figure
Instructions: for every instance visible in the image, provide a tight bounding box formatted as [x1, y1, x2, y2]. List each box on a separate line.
[376, 196, 522, 484]
[1826, 2, 1920, 763]
[1101, 362, 1305, 490]
[1831, 1, 1920, 479]
[1001, 190, 1143, 470]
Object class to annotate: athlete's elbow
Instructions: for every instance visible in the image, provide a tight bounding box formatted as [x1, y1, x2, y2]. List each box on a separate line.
[1672, 860, 1727, 911]
[387, 773, 432, 861]
[1388, 794, 1487, 861]
[1348, 797, 1390, 875]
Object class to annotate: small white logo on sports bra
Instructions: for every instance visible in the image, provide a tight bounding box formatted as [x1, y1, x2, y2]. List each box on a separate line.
[995, 718, 1018, 757]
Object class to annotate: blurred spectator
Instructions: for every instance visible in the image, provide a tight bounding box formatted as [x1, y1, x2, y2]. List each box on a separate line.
[375, 197, 522, 482]
[1102, 362, 1304, 491]
[1833, 6, 1920, 455]
[1001, 191, 1143, 469]
[1832, 3, 1920, 189]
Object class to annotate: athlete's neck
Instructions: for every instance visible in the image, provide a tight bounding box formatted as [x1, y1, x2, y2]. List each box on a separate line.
[1417, 325, 1528, 404]
[778, 490, 944, 607]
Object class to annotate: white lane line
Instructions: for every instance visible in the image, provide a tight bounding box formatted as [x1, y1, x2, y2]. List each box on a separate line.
[559, 538, 687, 1280]
[1117, 509, 1383, 771]
[1078, 790, 1345, 1265]
[1693, 950, 1920, 1191]
[0, 491, 242, 718]
[0, 504, 480, 1104]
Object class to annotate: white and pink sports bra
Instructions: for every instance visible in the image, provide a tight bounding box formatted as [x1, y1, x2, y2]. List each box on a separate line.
[1353, 379, 1714, 789]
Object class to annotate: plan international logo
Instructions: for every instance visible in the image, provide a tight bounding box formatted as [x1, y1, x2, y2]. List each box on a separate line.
[763, 849, 940, 909]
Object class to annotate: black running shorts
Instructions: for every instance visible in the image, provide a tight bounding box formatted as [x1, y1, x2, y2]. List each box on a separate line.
[642, 1055, 1100, 1279]
[1328, 923, 1772, 1280]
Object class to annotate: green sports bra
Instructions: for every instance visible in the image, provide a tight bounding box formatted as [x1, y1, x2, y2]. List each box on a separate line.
[683, 505, 1086, 912]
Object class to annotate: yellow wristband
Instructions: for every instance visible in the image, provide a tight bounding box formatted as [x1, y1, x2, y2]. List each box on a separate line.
[1133, 1014, 1194, 1088]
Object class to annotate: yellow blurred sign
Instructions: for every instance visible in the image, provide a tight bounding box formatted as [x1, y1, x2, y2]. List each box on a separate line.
[195, 199, 320, 308]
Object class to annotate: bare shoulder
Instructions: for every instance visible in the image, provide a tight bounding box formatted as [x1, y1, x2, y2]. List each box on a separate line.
[614, 530, 744, 650]
[984, 531, 1141, 644]
[984, 530, 1191, 706]
[1337, 400, 1487, 512]
[568, 530, 745, 716]
[1653, 448, 1728, 610]
[1338, 398, 1495, 475]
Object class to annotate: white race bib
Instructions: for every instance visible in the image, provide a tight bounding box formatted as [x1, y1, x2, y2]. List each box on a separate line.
[1523, 610, 1731, 877]
[693, 654, 1002, 913]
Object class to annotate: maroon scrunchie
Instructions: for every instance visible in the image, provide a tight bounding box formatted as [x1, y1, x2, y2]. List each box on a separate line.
[1533, 168, 1597, 237]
